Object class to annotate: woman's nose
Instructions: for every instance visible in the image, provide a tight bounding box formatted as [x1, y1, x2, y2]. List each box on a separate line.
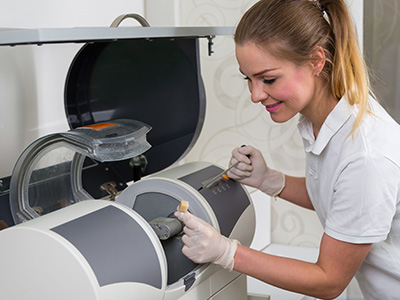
[250, 83, 269, 103]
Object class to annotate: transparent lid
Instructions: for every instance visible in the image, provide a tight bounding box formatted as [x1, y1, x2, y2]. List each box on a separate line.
[63, 119, 151, 162]
[10, 119, 151, 223]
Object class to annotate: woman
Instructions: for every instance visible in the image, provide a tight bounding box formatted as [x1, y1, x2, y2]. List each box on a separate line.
[175, 0, 400, 299]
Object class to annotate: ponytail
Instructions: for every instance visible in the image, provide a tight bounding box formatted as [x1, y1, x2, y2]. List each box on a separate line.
[321, 0, 371, 134]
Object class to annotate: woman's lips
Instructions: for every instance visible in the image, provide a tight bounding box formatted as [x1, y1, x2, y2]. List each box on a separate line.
[265, 101, 283, 112]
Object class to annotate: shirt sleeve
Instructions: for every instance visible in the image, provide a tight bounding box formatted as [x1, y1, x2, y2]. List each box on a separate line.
[325, 153, 398, 244]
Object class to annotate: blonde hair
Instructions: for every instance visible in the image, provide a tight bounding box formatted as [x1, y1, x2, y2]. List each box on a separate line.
[235, 0, 372, 134]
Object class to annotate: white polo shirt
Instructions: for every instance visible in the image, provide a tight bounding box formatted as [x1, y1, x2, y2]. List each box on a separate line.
[297, 97, 400, 299]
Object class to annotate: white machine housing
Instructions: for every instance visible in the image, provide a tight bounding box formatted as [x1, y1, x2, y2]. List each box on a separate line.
[0, 161, 255, 300]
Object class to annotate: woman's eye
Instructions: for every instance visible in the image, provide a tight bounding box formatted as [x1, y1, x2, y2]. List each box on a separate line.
[263, 78, 276, 85]
[243, 76, 275, 85]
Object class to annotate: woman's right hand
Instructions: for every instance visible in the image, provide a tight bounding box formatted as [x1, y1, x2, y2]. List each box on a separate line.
[228, 145, 285, 197]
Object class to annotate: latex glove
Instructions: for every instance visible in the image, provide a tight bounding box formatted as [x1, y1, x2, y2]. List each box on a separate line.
[174, 210, 238, 271]
[228, 145, 285, 197]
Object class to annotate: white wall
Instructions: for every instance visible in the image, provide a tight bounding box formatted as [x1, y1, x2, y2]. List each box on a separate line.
[0, 0, 144, 178]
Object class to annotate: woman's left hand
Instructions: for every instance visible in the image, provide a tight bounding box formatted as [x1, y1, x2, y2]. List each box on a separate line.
[174, 210, 238, 271]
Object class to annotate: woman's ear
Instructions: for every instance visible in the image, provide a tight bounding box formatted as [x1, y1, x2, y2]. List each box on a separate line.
[310, 46, 326, 76]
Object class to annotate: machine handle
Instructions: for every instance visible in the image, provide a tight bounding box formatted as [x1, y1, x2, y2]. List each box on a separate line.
[110, 13, 151, 27]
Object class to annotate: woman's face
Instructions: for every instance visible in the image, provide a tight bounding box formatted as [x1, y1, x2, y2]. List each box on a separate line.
[235, 42, 318, 123]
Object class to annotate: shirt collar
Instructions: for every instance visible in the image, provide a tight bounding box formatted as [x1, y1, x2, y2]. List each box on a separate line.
[297, 97, 354, 155]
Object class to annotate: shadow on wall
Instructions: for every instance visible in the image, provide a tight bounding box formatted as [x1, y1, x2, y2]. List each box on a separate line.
[0, 46, 38, 178]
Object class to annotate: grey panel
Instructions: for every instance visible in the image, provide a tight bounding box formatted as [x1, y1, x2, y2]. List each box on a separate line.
[51, 205, 162, 288]
[179, 165, 250, 237]
[134, 193, 179, 222]
[118, 179, 211, 224]
[133, 193, 197, 285]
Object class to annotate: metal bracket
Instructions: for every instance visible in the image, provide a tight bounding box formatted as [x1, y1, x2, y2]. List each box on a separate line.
[207, 35, 215, 56]
[100, 181, 119, 201]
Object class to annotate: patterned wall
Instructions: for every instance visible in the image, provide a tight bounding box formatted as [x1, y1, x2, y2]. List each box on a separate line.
[178, 0, 324, 247]
[364, 0, 400, 122]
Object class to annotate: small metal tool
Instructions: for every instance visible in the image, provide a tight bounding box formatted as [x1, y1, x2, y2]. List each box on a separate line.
[198, 145, 249, 192]
[198, 161, 239, 192]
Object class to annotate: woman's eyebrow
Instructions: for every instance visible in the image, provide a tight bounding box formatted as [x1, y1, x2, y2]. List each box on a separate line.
[239, 68, 280, 77]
